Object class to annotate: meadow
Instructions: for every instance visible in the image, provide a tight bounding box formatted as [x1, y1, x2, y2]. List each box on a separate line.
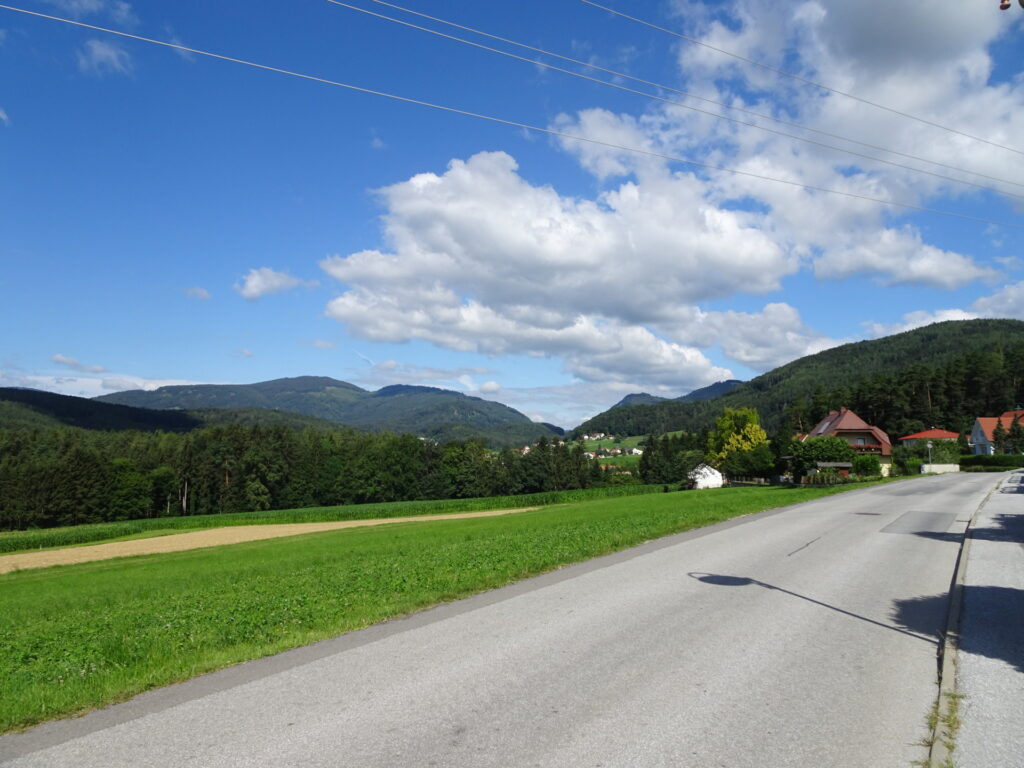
[0, 483, 877, 733]
[0, 484, 666, 555]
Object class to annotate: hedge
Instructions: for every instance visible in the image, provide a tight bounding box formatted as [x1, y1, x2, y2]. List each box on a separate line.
[959, 454, 1024, 468]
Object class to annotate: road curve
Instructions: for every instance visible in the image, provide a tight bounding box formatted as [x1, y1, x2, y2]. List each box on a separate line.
[0, 473, 999, 768]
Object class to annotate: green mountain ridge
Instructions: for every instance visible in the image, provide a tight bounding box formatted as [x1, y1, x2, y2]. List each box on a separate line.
[0, 388, 343, 432]
[611, 380, 744, 410]
[0, 388, 204, 432]
[572, 319, 1024, 440]
[93, 376, 561, 446]
[678, 379, 745, 403]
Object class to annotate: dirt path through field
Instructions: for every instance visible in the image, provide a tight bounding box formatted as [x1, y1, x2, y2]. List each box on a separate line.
[0, 507, 540, 575]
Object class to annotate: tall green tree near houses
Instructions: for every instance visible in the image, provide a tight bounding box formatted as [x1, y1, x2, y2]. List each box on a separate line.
[706, 408, 774, 478]
[789, 436, 857, 478]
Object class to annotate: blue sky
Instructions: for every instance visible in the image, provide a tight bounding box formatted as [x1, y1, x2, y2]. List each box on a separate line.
[2, 0, 1024, 427]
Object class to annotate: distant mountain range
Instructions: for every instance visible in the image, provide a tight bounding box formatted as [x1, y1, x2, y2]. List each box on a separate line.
[91, 376, 562, 446]
[8, 319, 1024, 446]
[611, 380, 744, 410]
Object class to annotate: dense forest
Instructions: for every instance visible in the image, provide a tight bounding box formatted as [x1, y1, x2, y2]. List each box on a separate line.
[573, 320, 1024, 439]
[0, 425, 609, 530]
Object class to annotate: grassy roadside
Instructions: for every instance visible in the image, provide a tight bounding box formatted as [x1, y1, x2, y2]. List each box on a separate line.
[0, 485, 666, 555]
[0, 482, 879, 733]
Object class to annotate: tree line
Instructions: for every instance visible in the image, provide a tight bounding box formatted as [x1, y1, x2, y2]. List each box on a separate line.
[0, 425, 611, 531]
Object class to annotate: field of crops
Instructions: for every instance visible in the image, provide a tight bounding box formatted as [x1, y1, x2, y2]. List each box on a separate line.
[0, 482, 878, 733]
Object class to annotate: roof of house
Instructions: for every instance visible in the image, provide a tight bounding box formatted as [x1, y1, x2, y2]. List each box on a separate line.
[804, 407, 892, 455]
[975, 410, 1024, 442]
[689, 463, 722, 478]
[899, 428, 960, 441]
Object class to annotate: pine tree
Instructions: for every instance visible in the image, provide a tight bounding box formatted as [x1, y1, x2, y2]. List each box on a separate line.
[1008, 416, 1024, 454]
[993, 419, 1010, 454]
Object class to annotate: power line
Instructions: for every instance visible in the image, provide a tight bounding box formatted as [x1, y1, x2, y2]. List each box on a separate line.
[356, 1, 1024, 191]
[1, 3, 1021, 231]
[327, 0, 1024, 201]
[581, 0, 1024, 158]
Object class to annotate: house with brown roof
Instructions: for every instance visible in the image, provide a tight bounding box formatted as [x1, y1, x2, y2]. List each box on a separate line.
[969, 409, 1024, 455]
[802, 407, 893, 473]
[899, 428, 960, 446]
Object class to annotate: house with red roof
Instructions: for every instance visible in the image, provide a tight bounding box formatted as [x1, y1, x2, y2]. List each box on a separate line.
[969, 409, 1024, 455]
[801, 407, 893, 473]
[899, 428, 960, 446]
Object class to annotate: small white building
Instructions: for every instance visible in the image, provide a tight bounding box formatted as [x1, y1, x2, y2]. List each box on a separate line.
[689, 464, 724, 490]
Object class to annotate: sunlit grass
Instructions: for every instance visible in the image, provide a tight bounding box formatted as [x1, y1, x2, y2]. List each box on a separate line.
[0, 485, 665, 555]
[0, 483, 876, 733]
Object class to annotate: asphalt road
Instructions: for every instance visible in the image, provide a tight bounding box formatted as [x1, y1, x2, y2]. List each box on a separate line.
[0, 473, 1000, 768]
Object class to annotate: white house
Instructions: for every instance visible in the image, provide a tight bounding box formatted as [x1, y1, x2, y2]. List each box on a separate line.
[970, 409, 1024, 455]
[689, 464, 724, 490]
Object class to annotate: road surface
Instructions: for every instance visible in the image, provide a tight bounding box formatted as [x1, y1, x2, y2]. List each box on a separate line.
[955, 471, 1024, 767]
[0, 473, 999, 768]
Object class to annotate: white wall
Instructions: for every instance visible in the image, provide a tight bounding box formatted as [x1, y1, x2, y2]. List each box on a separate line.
[922, 464, 960, 474]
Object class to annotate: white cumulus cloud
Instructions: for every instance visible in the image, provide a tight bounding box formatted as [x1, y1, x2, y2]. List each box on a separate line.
[319, 0, 1022, 394]
[813, 228, 998, 289]
[76, 39, 132, 76]
[44, 0, 136, 24]
[234, 267, 315, 300]
[51, 353, 107, 373]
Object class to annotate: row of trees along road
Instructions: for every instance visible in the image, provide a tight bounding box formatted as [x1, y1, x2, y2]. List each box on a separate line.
[0, 426, 615, 531]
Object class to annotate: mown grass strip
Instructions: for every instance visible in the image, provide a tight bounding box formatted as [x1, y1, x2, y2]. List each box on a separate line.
[0, 483, 875, 733]
[0, 484, 666, 555]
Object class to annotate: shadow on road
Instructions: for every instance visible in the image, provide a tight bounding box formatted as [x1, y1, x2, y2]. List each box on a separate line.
[913, 512, 1024, 545]
[973, 513, 1024, 543]
[893, 588, 1024, 674]
[688, 572, 936, 644]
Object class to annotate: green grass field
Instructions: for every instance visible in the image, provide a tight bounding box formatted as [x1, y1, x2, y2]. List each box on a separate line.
[0, 485, 666, 555]
[0, 483, 878, 733]
[599, 454, 641, 470]
[580, 435, 646, 451]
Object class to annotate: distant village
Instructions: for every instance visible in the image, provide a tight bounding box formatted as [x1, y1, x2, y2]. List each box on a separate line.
[511, 405, 1024, 490]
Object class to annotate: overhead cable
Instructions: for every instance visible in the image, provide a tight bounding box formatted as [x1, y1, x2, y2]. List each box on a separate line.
[326, 0, 1024, 200]
[357, 0, 1024, 191]
[1, 3, 1021, 231]
[580, 0, 1024, 157]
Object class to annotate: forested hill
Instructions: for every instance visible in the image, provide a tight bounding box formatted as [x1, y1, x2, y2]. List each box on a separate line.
[0, 388, 349, 432]
[610, 379, 743, 409]
[95, 376, 367, 416]
[679, 379, 744, 403]
[95, 376, 561, 446]
[0, 388, 203, 432]
[572, 319, 1024, 439]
